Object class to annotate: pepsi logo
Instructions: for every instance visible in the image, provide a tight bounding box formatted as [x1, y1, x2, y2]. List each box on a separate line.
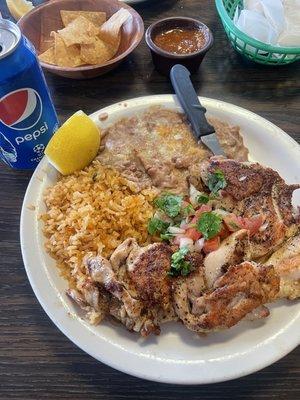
[0, 88, 42, 131]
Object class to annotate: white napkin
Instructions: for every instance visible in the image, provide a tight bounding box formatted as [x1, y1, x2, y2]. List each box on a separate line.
[261, 0, 285, 33]
[236, 9, 278, 44]
[279, 0, 300, 46]
[244, 0, 264, 14]
[234, 0, 300, 47]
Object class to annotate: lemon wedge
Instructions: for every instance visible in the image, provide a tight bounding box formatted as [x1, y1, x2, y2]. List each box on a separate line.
[6, 0, 34, 21]
[45, 111, 101, 175]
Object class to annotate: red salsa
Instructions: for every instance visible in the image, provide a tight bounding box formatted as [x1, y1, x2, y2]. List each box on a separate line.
[153, 27, 207, 55]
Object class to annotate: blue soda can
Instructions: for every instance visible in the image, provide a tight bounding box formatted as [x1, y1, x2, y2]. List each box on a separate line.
[0, 19, 59, 169]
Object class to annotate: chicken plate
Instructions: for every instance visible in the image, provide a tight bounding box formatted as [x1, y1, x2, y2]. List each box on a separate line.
[66, 155, 300, 336]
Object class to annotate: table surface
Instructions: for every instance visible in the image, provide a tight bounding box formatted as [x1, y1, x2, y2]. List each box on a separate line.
[1, 0, 299, 399]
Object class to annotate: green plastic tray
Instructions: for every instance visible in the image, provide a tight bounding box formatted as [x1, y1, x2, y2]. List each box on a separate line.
[215, 0, 300, 65]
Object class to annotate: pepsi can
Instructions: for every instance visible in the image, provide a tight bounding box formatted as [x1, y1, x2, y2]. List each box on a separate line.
[0, 19, 59, 169]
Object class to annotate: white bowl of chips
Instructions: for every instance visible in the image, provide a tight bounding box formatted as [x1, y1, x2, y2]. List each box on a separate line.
[18, 0, 144, 79]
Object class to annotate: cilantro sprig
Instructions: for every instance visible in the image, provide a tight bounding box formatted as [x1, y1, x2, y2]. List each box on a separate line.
[182, 203, 195, 216]
[196, 212, 222, 240]
[169, 246, 191, 277]
[197, 193, 210, 204]
[154, 193, 183, 218]
[160, 232, 174, 241]
[207, 169, 227, 195]
[147, 217, 169, 235]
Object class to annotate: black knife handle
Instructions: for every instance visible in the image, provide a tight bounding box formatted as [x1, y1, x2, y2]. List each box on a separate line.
[170, 64, 215, 139]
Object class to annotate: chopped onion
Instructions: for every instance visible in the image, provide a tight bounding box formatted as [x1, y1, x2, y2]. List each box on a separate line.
[180, 220, 189, 229]
[179, 237, 194, 250]
[189, 184, 201, 207]
[194, 238, 205, 252]
[181, 224, 190, 230]
[173, 234, 185, 245]
[168, 226, 185, 234]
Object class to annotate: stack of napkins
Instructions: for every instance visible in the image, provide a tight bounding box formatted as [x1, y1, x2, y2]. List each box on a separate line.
[234, 0, 300, 47]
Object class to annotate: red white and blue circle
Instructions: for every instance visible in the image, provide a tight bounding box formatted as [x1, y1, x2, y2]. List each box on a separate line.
[0, 88, 42, 131]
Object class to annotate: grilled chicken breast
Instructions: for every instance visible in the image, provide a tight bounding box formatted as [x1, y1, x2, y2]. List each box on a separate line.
[267, 235, 300, 300]
[128, 243, 173, 311]
[173, 261, 279, 333]
[200, 157, 300, 259]
[83, 241, 177, 336]
[204, 229, 249, 288]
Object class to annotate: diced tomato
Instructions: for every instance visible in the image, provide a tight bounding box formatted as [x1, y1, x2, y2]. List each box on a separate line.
[241, 215, 263, 236]
[195, 204, 212, 216]
[203, 236, 220, 253]
[219, 223, 231, 240]
[224, 213, 263, 236]
[185, 228, 202, 241]
[189, 216, 198, 226]
[223, 213, 244, 232]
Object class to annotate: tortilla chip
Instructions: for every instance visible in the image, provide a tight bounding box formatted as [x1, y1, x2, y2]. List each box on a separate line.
[40, 38, 54, 53]
[51, 31, 83, 67]
[98, 8, 130, 52]
[80, 9, 131, 65]
[60, 10, 106, 28]
[80, 37, 114, 65]
[57, 16, 100, 47]
[39, 47, 55, 65]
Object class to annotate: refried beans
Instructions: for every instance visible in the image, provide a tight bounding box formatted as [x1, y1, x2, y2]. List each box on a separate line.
[97, 106, 248, 193]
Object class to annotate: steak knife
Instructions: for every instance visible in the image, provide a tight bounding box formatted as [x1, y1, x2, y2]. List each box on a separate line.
[170, 64, 225, 156]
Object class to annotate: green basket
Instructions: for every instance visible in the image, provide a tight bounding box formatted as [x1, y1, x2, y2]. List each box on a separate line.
[215, 0, 300, 65]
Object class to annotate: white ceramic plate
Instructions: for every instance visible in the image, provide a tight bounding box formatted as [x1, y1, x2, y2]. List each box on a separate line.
[20, 95, 300, 385]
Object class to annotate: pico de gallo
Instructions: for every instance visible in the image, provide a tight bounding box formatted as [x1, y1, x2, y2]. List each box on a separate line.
[147, 170, 264, 276]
